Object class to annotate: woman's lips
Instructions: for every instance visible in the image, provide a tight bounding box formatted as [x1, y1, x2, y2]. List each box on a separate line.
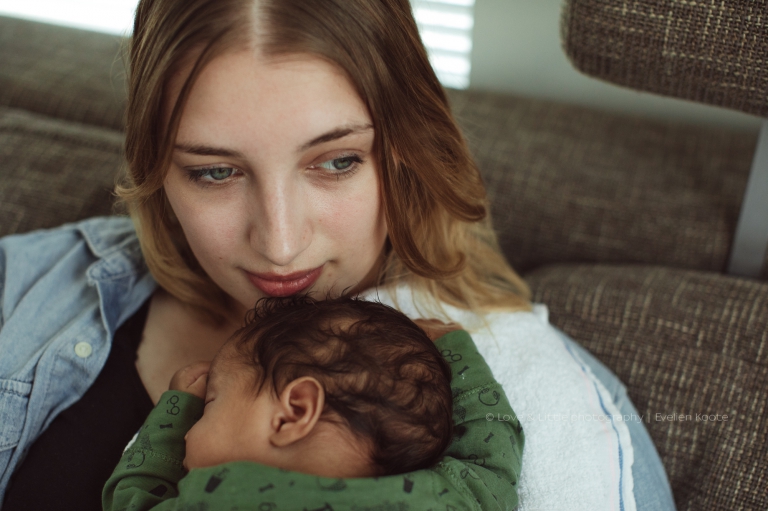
[246, 266, 324, 297]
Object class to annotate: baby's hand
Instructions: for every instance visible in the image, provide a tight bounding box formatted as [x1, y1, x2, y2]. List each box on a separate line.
[413, 318, 463, 342]
[169, 361, 210, 399]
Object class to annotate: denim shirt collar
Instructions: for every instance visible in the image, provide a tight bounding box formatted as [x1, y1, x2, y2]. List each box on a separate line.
[77, 216, 157, 337]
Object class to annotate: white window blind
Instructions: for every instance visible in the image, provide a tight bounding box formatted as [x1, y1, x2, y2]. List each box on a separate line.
[411, 0, 475, 89]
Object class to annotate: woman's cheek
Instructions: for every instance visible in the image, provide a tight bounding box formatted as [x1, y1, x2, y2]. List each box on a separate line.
[187, 217, 241, 265]
[329, 175, 387, 282]
[173, 192, 247, 268]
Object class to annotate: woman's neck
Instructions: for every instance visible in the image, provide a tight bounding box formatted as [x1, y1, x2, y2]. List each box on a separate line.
[136, 288, 241, 404]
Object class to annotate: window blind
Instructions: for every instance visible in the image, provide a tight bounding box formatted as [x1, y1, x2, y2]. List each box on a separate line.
[411, 0, 476, 89]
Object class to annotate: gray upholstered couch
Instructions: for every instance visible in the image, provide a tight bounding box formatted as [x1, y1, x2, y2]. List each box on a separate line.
[1, 3, 766, 509]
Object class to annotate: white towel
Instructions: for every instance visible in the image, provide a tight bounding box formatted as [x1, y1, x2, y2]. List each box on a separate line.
[361, 285, 636, 511]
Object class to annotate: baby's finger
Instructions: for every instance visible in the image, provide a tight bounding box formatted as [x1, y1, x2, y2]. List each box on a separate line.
[185, 372, 208, 400]
[169, 361, 211, 393]
[182, 361, 211, 383]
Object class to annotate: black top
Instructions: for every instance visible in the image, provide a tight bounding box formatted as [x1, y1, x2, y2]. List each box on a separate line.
[3, 300, 154, 511]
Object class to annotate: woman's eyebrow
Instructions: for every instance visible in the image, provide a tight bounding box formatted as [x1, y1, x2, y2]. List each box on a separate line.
[299, 123, 373, 152]
[173, 124, 373, 157]
[174, 143, 245, 159]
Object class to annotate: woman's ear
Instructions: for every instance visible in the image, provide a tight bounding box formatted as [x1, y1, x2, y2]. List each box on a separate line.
[269, 377, 325, 447]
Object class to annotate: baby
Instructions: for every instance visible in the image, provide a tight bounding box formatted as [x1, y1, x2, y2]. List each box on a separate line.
[178, 295, 455, 477]
[103, 295, 456, 509]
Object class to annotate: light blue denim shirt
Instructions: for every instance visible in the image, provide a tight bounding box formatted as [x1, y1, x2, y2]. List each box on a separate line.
[0, 216, 156, 501]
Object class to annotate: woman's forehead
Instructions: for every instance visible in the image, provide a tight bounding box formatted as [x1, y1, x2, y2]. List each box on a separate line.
[168, 50, 373, 154]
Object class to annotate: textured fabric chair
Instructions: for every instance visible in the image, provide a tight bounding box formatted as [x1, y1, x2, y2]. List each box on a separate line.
[1, 6, 766, 510]
[527, 1, 767, 509]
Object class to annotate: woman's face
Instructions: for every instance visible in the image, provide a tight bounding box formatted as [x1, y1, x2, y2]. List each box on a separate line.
[164, 50, 388, 317]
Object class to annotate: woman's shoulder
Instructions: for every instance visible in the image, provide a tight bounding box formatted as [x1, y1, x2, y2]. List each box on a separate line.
[359, 284, 552, 335]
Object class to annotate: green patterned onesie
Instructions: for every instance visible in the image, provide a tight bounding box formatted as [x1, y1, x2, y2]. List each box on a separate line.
[102, 330, 524, 510]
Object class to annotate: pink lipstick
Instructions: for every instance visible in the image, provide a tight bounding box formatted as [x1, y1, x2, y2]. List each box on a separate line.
[246, 266, 323, 297]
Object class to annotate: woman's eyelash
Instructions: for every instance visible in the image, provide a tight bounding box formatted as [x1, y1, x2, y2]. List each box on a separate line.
[185, 166, 238, 185]
[314, 154, 364, 179]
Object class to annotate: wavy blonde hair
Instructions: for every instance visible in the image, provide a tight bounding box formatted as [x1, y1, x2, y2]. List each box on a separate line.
[118, 0, 531, 323]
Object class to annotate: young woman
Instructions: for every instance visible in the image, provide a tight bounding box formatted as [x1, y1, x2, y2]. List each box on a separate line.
[0, 0, 675, 509]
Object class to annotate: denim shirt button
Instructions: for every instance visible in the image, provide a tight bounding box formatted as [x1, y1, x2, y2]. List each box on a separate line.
[74, 342, 93, 358]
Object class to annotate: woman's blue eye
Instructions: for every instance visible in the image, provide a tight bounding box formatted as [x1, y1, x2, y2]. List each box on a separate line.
[187, 167, 236, 184]
[207, 167, 234, 180]
[318, 156, 361, 172]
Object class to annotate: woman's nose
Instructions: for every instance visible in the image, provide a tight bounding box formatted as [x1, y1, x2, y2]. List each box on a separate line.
[249, 180, 311, 267]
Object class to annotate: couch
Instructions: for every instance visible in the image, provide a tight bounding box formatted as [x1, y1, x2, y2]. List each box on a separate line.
[0, 3, 765, 509]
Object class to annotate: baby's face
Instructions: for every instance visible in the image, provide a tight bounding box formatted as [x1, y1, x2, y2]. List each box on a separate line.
[183, 345, 276, 470]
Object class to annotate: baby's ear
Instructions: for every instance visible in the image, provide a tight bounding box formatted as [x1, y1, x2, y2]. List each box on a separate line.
[270, 377, 325, 447]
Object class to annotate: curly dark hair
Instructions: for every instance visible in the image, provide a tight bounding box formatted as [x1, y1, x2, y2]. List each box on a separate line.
[231, 295, 454, 476]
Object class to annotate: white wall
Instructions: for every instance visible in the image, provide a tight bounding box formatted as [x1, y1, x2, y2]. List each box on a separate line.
[469, 0, 763, 132]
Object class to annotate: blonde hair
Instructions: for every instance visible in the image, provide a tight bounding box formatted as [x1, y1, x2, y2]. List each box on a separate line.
[118, 0, 531, 322]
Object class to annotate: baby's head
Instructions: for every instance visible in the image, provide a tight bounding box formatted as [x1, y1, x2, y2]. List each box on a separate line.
[183, 295, 454, 478]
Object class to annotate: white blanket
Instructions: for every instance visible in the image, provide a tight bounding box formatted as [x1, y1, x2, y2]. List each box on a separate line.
[361, 285, 636, 511]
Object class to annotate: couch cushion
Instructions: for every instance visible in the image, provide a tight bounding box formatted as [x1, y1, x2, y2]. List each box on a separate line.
[0, 16, 127, 131]
[0, 108, 125, 237]
[446, 88, 760, 275]
[526, 263, 768, 510]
